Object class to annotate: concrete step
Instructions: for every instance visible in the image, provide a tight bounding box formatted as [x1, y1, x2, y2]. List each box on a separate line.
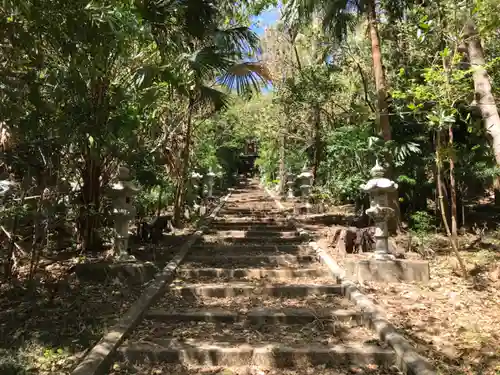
[209, 222, 294, 231]
[171, 282, 343, 298]
[219, 208, 278, 214]
[183, 254, 317, 268]
[189, 243, 310, 253]
[200, 236, 305, 245]
[117, 341, 395, 367]
[145, 307, 364, 325]
[203, 230, 299, 238]
[177, 267, 330, 280]
[212, 218, 289, 225]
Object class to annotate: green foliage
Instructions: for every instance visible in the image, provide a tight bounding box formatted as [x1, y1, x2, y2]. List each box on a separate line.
[320, 124, 374, 204]
[410, 210, 436, 235]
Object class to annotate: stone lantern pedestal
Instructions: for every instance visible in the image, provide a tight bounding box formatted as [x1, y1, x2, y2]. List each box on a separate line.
[343, 161, 430, 283]
[286, 172, 295, 201]
[189, 172, 202, 216]
[298, 165, 313, 215]
[206, 168, 215, 199]
[109, 166, 140, 261]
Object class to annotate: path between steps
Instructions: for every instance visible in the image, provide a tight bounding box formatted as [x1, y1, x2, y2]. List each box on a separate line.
[113, 180, 403, 375]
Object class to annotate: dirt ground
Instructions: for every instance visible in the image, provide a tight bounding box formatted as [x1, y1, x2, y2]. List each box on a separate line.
[302, 221, 500, 375]
[0, 226, 197, 375]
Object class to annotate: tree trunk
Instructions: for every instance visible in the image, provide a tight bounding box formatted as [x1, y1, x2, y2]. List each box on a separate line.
[436, 130, 468, 278]
[464, 19, 500, 203]
[449, 125, 458, 238]
[366, 0, 399, 233]
[156, 185, 163, 218]
[366, 0, 391, 142]
[78, 148, 101, 252]
[173, 98, 194, 227]
[278, 130, 286, 195]
[311, 104, 322, 184]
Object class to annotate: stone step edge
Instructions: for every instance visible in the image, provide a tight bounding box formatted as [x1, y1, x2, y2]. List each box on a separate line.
[176, 267, 330, 278]
[189, 244, 309, 250]
[145, 307, 364, 325]
[202, 231, 300, 237]
[117, 341, 395, 367]
[212, 219, 289, 224]
[194, 238, 306, 244]
[210, 223, 293, 228]
[170, 283, 344, 297]
[185, 254, 317, 261]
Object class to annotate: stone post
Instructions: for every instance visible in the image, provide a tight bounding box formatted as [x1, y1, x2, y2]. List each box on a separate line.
[206, 168, 216, 199]
[216, 170, 224, 190]
[298, 164, 313, 214]
[286, 172, 295, 200]
[360, 161, 398, 260]
[190, 171, 202, 214]
[109, 166, 140, 261]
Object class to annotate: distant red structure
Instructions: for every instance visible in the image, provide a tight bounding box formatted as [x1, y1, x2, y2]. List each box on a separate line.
[239, 139, 258, 176]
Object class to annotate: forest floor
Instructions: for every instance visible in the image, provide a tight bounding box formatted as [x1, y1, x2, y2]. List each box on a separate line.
[299, 219, 500, 375]
[0, 229, 193, 375]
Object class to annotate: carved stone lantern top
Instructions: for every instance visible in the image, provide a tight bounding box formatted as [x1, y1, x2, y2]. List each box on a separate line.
[206, 168, 216, 179]
[360, 161, 398, 193]
[191, 171, 203, 180]
[111, 166, 140, 196]
[298, 163, 313, 181]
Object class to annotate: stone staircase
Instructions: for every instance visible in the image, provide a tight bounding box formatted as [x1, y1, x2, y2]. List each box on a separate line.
[116, 180, 401, 374]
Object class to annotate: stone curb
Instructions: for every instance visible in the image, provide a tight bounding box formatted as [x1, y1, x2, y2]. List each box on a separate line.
[71, 190, 233, 375]
[263, 186, 437, 375]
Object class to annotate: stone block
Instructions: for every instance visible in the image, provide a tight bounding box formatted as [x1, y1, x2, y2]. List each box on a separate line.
[345, 258, 430, 283]
[72, 261, 158, 285]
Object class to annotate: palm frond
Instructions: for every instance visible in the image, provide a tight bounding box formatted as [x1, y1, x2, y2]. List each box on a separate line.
[219, 61, 272, 95]
[283, 0, 358, 42]
[180, 0, 217, 40]
[196, 85, 230, 112]
[213, 27, 260, 56]
[136, 0, 217, 40]
[185, 46, 233, 80]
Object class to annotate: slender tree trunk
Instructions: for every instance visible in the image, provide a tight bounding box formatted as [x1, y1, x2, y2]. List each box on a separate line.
[173, 98, 194, 227]
[278, 130, 286, 195]
[449, 126, 458, 238]
[366, 0, 391, 142]
[366, 0, 399, 233]
[312, 104, 322, 184]
[436, 131, 468, 278]
[78, 148, 101, 252]
[156, 186, 163, 218]
[464, 19, 500, 204]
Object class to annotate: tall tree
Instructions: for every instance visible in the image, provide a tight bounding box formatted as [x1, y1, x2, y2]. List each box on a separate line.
[284, 0, 392, 142]
[463, 19, 500, 203]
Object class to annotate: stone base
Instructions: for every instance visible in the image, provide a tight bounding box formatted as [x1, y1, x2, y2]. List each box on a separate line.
[72, 261, 158, 285]
[345, 258, 430, 283]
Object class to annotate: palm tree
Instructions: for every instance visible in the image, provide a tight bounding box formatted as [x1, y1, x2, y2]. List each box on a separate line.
[137, 0, 271, 225]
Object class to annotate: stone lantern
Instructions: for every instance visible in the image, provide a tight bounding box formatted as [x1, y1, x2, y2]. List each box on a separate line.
[0, 179, 13, 198]
[216, 170, 224, 190]
[189, 171, 203, 214]
[190, 172, 202, 202]
[206, 168, 216, 199]
[286, 172, 295, 200]
[109, 166, 140, 261]
[298, 164, 313, 213]
[360, 161, 398, 260]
